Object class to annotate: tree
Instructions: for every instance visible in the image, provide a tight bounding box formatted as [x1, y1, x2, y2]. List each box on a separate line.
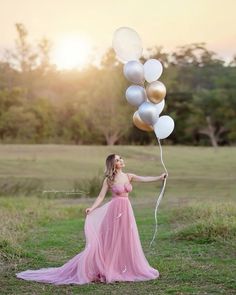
[187, 89, 235, 148]
[85, 51, 132, 145]
[9, 23, 38, 72]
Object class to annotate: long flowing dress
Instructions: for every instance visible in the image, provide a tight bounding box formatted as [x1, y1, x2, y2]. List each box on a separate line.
[16, 174, 159, 284]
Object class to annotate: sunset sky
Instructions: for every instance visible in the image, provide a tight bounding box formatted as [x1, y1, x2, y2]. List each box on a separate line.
[1, 0, 235, 68]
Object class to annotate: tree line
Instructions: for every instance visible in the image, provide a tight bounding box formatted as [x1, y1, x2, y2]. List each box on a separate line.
[0, 23, 235, 146]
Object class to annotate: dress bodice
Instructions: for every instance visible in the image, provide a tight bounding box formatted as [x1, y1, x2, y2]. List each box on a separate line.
[111, 182, 132, 198]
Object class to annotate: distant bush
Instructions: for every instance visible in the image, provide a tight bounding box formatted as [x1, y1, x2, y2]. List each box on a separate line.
[0, 177, 43, 197]
[170, 202, 236, 243]
[73, 173, 110, 198]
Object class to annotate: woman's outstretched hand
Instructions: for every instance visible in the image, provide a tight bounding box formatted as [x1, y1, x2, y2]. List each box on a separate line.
[160, 173, 168, 180]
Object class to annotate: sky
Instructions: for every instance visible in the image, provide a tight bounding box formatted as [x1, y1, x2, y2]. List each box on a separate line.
[1, 0, 235, 67]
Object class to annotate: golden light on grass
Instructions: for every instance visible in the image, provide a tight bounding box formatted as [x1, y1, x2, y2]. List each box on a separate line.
[51, 34, 92, 70]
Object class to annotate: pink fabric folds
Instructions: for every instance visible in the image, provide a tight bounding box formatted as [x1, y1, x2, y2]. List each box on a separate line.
[16, 181, 159, 284]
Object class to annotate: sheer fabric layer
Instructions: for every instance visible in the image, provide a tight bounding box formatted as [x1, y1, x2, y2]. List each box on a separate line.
[16, 181, 159, 284]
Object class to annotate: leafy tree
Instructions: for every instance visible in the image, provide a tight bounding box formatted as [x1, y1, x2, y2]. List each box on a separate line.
[85, 60, 132, 145]
[0, 23, 235, 146]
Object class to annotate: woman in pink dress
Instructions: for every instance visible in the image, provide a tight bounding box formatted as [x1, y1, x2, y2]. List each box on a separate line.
[16, 153, 167, 285]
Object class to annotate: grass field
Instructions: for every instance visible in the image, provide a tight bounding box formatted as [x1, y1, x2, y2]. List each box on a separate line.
[0, 145, 236, 294]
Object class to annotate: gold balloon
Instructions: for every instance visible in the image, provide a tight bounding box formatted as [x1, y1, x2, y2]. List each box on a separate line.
[133, 111, 154, 132]
[146, 81, 166, 104]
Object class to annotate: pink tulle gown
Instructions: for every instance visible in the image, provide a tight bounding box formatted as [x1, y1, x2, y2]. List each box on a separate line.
[16, 173, 159, 285]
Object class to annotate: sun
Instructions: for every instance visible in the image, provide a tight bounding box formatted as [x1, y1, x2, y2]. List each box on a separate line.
[51, 34, 92, 70]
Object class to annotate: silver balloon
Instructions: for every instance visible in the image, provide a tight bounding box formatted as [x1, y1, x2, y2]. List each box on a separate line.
[112, 27, 143, 63]
[125, 85, 146, 107]
[153, 115, 175, 139]
[138, 101, 159, 125]
[123, 60, 144, 84]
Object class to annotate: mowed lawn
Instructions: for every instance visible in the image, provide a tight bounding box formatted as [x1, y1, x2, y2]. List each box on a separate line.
[0, 145, 236, 295]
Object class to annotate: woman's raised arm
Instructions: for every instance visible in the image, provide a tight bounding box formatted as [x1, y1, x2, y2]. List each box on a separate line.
[128, 173, 167, 183]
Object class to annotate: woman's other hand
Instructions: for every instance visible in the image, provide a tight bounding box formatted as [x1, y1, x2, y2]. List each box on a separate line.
[85, 207, 93, 215]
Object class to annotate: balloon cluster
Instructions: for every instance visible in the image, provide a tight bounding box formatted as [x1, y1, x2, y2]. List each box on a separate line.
[112, 27, 175, 140]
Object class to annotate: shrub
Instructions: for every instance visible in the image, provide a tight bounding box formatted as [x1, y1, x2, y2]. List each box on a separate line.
[170, 202, 236, 243]
[0, 177, 43, 197]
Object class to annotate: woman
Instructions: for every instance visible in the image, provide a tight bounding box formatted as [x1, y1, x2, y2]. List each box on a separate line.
[16, 154, 167, 285]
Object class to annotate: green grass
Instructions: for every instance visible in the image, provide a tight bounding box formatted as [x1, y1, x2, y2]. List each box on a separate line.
[170, 202, 236, 243]
[0, 145, 236, 294]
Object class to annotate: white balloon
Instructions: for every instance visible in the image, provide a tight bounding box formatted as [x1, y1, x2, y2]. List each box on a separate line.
[153, 115, 175, 139]
[125, 85, 146, 107]
[146, 98, 165, 115]
[144, 59, 163, 83]
[112, 27, 143, 63]
[155, 99, 165, 115]
[123, 61, 144, 84]
[138, 101, 159, 125]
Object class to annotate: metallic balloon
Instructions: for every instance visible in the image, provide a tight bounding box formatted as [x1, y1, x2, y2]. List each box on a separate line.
[153, 115, 175, 139]
[146, 81, 166, 104]
[112, 27, 143, 63]
[155, 99, 165, 115]
[123, 60, 144, 84]
[133, 111, 153, 132]
[138, 101, 159, 125]
[125, 85, 146, 107]
[144, 59, 163, 83]
[147, 98, 165, 114]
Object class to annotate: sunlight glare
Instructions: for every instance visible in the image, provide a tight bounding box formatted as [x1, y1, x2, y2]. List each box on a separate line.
[52, 34, 92, 70]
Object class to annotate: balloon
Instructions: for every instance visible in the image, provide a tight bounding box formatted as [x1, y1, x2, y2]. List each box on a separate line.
[144, 59, 163, 83]
[147, 97, 165, 114]
[153, 115, 175, 139]
[123, 61, 144, 84]
[125, 85, 146, 107]
[155, 99, 165, 115]
[146, 81, 166, 104]
[133, 111, 153, 132]
[138, 101, 159, 125]
[112, 27, 142, 63]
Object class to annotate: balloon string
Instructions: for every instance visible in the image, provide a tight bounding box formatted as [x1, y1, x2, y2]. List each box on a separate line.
[149, 138, 168, 248]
